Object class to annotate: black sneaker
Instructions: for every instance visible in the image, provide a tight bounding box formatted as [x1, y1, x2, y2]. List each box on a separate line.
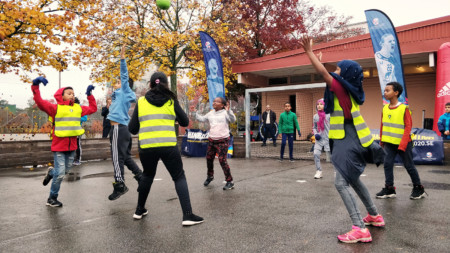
[46, 198, 63, 207]
[261, 143, 267, 147]
[134, 172, 143, 183]
[290, 159, 294, 162]
[133, 207, 148, 220]
[43, 167, 53, 186]
[376, 186, 396, 199]
[279, 158, 283, 162]
[203, 177, 214, 186]
[182, 213, 204, 226]
[410, 185, 427, 200]
[108, 182, 129, 200]
[273, 143, 277, 147]
[223, 181, 234, 190]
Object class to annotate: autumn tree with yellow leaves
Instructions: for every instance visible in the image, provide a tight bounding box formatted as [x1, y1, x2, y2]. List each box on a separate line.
[1, 0, 359, 100]
[71, 0, 243, 101]
[0, 0, 96, 79]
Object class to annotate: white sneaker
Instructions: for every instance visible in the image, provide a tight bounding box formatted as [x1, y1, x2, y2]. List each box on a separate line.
[314, 170, 322, 179]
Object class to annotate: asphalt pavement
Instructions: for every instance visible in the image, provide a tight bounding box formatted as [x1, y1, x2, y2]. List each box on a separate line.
[0, 157, 449, 252]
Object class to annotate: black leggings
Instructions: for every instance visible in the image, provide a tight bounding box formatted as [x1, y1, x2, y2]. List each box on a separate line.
[137, 146, 192, 216]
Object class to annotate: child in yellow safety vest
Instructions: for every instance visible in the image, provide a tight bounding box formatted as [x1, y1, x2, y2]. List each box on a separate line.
[377, 81, 427, 200]
[128, 72, 203, 225]
[301, 36, 385, 244]
[32, 77, 97, 208]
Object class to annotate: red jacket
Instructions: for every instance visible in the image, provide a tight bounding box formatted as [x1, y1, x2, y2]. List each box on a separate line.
[32, 85, 97, 152]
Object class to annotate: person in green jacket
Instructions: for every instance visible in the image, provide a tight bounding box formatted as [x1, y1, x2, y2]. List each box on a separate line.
[279, 102, 301, 162]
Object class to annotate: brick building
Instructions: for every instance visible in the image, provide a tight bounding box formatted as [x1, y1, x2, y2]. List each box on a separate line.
[232, 16, 450, 139]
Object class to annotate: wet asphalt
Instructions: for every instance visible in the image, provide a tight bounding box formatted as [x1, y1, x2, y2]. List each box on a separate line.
[0, 157, 449, 252]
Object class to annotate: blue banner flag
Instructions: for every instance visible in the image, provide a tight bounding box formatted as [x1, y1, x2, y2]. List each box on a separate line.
[365, 9, 408, 104]
[199, 31, 225, 109]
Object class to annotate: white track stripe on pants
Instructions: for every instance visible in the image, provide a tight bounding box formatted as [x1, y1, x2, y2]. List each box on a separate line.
[112, 125, 123, 182]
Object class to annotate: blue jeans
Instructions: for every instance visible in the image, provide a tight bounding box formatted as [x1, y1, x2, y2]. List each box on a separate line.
[383, 142, 421, 186]
[335, 169, 378, 229]
[280, 133, 294, 160]
[49, 151, 75, 199]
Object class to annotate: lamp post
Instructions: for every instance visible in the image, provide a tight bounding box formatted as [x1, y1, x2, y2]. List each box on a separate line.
[56, 58, 67, 89]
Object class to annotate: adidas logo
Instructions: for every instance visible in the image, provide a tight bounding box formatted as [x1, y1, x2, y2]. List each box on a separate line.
[437, 82, 450, 97]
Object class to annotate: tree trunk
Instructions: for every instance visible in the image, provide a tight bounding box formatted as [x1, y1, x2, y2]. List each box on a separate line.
[170, 72, 177, 96]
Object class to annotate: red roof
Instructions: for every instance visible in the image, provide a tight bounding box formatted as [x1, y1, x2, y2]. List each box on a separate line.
[232, 15, 450, 74]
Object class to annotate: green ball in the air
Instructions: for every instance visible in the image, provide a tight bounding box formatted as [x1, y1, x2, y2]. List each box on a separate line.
[156, 0, 171, 10]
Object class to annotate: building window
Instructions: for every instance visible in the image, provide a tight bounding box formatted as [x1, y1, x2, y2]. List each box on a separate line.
[313, 74, 324, 82]
[268, 77, 288, 85]
[290, 75, 311, 83]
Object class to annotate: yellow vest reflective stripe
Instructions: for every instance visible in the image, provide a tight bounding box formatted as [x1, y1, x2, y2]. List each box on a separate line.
[54, 104, 85, 137]
[329, 97, 345, 135]
[329, 95, 374, 147]
[381, 104, 407, 145]
[138, 97, 177, 148]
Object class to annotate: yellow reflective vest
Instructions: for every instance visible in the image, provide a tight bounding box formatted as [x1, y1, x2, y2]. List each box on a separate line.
[329, 95, 373, 147]
[54, 104, 85, 137]
[138, 97, 177, 148]
[48, 116, 54, 140]
[381, 103, 408, 145]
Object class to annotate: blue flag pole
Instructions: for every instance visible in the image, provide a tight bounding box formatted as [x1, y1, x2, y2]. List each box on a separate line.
[365, 9, 408, 105]
[199, 31, 226, 109]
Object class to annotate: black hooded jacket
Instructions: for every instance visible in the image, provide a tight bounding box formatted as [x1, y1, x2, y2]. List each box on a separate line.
[128, 90, 189, 135]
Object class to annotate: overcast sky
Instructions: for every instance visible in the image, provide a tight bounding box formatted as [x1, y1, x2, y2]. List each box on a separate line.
[1, 0, 449, 109]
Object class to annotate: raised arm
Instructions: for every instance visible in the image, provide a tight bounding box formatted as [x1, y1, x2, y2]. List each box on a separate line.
[120, 44, 131, 92]
[225, 102, 236, 123]
[194, 102, 209, 122]
[299, 36, 334, 86]
[195, 111, 208, 122]
[80, 90, 97, 116]
[31, 77, 57, 117]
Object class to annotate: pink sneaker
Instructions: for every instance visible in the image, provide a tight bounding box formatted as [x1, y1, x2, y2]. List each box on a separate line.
[363, 214, 385, 227]
[337, 226, 372, 243]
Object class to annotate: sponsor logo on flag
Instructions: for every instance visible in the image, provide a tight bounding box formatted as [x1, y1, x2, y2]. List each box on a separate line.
[372, 18, 379, 26]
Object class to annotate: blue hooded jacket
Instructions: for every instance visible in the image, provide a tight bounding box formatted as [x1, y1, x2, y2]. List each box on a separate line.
[107, 59, 136, 125]
[437, 112, 450, 140]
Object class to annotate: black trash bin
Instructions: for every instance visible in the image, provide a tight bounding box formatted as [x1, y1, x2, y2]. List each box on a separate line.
[423, 118, 434, 130]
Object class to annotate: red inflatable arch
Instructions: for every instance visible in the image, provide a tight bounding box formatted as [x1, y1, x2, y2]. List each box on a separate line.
[433, 42, 450, 135]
